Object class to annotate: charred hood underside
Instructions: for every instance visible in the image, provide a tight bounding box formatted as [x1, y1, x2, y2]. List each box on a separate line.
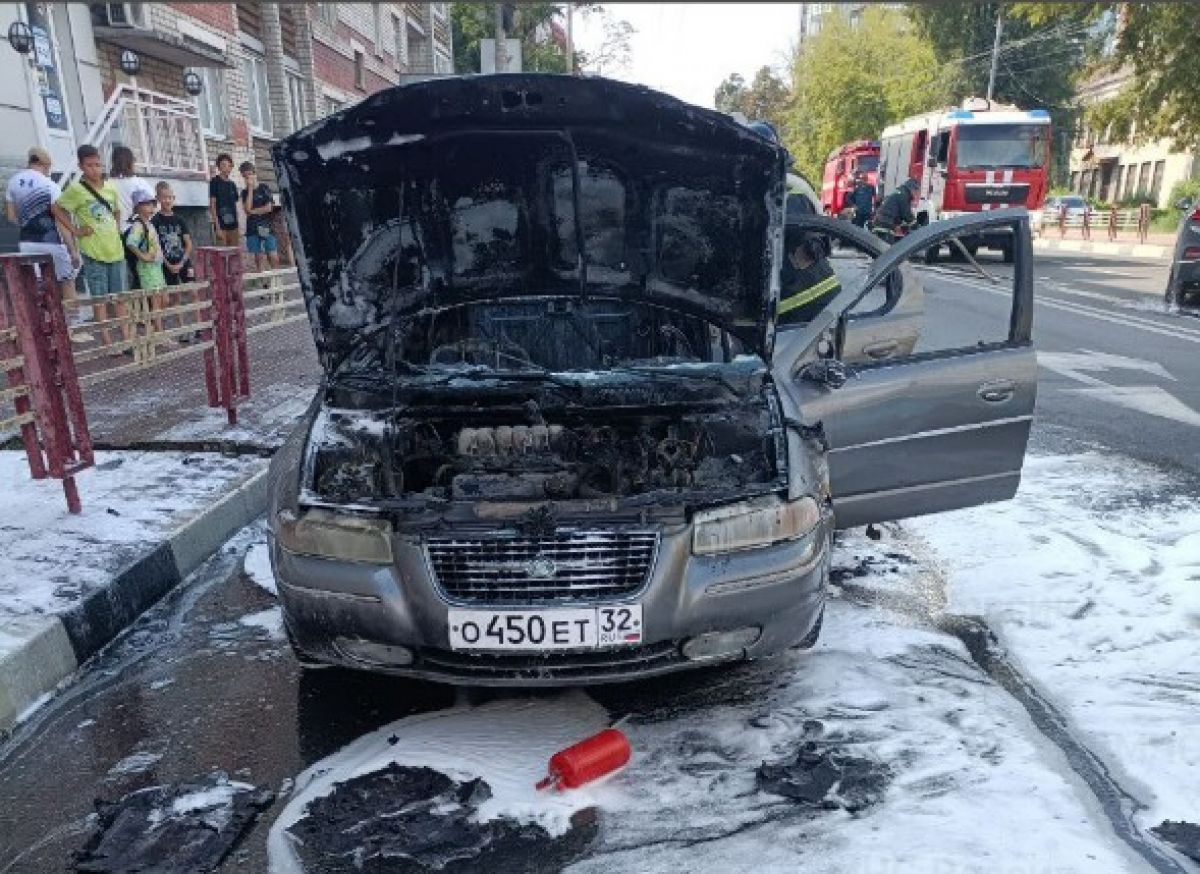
[272, 74, 788, 373]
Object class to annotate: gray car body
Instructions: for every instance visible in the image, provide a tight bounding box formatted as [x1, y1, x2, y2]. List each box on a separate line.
[1167, 206, 1200, 306]
[266, 76, 1035, 685]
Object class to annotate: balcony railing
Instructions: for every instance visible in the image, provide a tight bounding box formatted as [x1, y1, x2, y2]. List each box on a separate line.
[65, 84, 209, 185]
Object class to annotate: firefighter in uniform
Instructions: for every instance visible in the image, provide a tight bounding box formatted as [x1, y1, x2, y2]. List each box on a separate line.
[778, 226, 841, 326]
[871, 177, 920, 244]
[847, 172, 876, 228]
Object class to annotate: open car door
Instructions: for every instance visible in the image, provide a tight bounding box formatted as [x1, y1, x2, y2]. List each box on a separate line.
[776, 209, 1036, 529]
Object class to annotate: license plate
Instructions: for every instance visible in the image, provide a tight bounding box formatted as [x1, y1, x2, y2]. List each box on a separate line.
[448, 605, 643, 651]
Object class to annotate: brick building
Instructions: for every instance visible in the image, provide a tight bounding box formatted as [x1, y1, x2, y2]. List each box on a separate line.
[1, 2, 453, 249]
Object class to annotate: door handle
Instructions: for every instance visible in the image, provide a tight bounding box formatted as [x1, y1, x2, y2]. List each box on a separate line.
[863, 340, 898, 360]
[977, 380, 1015, 403]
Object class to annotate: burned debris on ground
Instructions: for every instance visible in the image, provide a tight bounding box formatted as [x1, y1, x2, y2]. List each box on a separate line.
[756, 737, 892, 813]
[285, 764, 598, 874]
[73, 771, 274, 874]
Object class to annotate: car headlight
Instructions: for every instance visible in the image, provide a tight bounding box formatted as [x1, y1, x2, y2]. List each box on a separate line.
[692, 496, 821, 555]
[276, 508, 393, 564]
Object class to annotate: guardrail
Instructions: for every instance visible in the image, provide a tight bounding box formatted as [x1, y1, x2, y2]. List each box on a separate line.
[1041, 204, 1152, 242]
[0, 250, 305, 511]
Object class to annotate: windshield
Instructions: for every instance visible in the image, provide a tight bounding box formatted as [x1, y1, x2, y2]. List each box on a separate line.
[854, 155, 879, 172]
[954, 123, 1049, 169]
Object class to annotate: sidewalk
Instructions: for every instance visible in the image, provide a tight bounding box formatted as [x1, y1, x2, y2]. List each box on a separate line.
[1, 320, 321, 735]
[1034, 230, 1174, 260]
[84, 318, 323, 449]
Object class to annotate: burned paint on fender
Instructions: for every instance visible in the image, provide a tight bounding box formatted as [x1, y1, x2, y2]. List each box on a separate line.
[271, 74, 788, 378]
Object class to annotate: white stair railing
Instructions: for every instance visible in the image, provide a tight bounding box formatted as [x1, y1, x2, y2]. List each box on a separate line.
[64, 84, 209, 185]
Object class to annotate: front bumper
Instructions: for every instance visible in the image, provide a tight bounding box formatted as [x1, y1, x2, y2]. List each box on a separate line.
[272, 518, 831, 685]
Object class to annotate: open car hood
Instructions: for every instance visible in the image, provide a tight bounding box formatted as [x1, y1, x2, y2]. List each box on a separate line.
[273, 74, 787, 376]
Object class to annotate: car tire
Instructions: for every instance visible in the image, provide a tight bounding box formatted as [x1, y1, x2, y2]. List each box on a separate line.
[1166, 269, 1178, 307]
[794, 606, 825, 650]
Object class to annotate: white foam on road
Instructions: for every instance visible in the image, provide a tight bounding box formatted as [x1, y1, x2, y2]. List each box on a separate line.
[243, 540, 278, 597]
[268, 580, 1134, 872]
[907, 452, 1200, 829]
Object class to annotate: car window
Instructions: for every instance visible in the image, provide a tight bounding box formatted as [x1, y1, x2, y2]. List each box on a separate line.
[845, 221, 1025, 361]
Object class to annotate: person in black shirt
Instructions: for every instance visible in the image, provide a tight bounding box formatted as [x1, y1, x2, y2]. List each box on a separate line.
[240, 162, 279, 271]
[209, 153, 239, 247]
[152, 181, 193, 286]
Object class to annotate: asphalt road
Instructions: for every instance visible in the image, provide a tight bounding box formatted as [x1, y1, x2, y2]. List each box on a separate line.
[915, 247, 1198, 475]
[1, 247, 1196, 873]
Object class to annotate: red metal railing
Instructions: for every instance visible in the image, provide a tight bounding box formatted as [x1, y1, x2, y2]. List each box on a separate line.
[0, 248, 305, 512]
[0, 254, 94, 512]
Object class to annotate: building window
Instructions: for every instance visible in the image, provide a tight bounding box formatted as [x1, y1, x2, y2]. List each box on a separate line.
[354, 50, 365, 89]
[194, 67, 227, 136]
[324, 95, 344, 117]
[434, 51, 452, 75]
[1112, 166, 1124, 201]
[1136, 162, 1151, 196]
[373, 5, 386, 55]
[393, 13, 407, 67]
[1123, 165, 1136, 200]
[241, 54, 273, 135]
[433, 3, 448, 20]
[1150, 160, 1166, 202]
[286, 71, 307, 130]
[408, 22, 428, 71]
[317, 4, 337, 27]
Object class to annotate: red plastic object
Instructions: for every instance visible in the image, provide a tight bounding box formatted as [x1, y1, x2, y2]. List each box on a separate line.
[536, 728, 631, 792]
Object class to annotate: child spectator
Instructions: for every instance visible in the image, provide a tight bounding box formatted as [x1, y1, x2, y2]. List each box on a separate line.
[239, 162, 280, 271]
[151, 181, 193, 285]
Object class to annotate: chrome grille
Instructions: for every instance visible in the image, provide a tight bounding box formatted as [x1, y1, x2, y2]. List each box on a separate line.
[425, 530, 658, 604]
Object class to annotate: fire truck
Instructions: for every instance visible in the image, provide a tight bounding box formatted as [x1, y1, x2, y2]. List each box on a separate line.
[820, 139, 880, 215]
[878, 98, 1051, 261]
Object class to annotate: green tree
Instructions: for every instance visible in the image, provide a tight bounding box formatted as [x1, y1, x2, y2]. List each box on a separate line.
[783, 6, 946, 181]
[1011, 3, 1200, 149]
[451, 3, 577, 75]
[712, 67, 790, 130]
[713, 72, 746, 115]
[908, 4, 1090, 111]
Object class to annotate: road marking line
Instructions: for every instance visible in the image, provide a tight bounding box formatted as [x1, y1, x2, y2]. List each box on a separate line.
[923, 270, 1200, 344]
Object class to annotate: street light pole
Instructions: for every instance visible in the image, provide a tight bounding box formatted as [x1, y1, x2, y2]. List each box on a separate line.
[986, 5, 1004, 103]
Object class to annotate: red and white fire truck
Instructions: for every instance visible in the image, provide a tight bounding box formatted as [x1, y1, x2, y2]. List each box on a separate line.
[878, 97, 1051, 260]
[820, 139, 880, 215]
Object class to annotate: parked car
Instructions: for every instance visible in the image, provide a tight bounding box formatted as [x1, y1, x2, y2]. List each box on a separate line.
[1166, 198, 1200, 308]
[1044, 194, 1093, 222]
[267, 74, 1036, 685]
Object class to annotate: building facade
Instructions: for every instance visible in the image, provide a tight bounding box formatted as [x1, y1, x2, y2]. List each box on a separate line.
[1, 2, 453, 249]
[1068, 66, 1197, 209]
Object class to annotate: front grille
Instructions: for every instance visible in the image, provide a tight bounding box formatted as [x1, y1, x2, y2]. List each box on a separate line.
[425, 529, 658, 605]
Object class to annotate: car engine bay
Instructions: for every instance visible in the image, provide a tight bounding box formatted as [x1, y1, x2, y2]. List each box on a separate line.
[306, 393, 785, 507]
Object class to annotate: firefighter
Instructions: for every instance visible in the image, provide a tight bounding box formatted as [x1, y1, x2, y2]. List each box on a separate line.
[847, 171, 876, 228]
[871, 177, 920, 244]
[778, 226, 841, 326]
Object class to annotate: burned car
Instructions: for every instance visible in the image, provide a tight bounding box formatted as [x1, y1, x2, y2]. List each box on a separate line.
[267, 75, 1036, 684]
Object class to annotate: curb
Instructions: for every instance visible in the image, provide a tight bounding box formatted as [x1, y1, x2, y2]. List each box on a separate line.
[0, 467, 270, 735]
[1033, 237, 1170, 260]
